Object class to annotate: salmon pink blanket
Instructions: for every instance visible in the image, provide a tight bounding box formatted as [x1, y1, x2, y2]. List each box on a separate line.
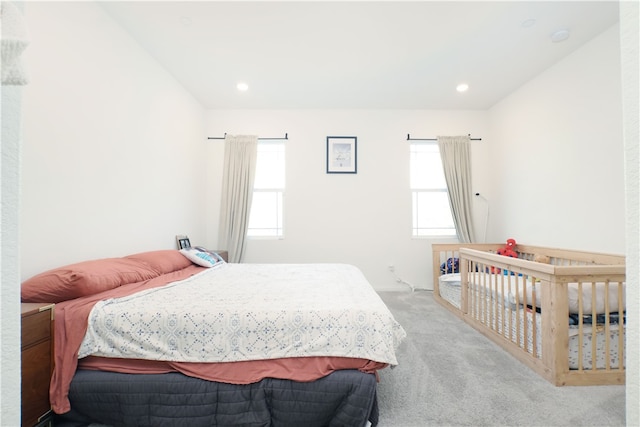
[78, 356, 386, 385]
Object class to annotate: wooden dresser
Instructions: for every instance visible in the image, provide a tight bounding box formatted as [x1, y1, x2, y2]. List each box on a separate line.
[21, 303, 54, 427]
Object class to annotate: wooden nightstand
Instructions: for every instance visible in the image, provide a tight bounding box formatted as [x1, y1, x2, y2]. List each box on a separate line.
[216, 250, 229, 262]
[21, 303, 54, 427]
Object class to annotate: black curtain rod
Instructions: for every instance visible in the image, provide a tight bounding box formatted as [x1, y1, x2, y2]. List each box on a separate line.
[407, 133, 482, 141]
[207, 133, 288, 141]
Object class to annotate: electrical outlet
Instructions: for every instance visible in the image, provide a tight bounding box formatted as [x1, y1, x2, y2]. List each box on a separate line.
[388, 265, 395, 272]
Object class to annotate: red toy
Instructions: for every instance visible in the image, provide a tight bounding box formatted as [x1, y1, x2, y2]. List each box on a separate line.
[491, 238, 518, 273]
[497, 238, 518, 258]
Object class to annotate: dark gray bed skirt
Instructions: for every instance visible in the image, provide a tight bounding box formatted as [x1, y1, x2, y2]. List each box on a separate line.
[54, 369, 379, 427]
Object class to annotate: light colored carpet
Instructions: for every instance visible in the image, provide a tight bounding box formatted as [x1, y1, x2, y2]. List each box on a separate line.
[376, 290, 625, 427]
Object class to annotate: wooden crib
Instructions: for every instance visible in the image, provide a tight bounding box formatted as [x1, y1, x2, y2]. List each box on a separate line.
[432, 243, 626, 386]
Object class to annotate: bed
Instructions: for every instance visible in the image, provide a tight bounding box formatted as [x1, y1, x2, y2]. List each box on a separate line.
[21, 249, 406, 426]
[432, 243, 625, 386]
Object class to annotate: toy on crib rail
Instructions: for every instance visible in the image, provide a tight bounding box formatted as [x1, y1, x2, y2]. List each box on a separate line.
[491, 238, 519, 274]
[496, 238, 518, 258]
[533, 254, 550, 264]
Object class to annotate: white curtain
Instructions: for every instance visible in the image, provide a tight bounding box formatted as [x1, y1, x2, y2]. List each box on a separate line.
[218, 135, 258, 262]
[437, 135, 476, 243]
[1, 1, 29, 85]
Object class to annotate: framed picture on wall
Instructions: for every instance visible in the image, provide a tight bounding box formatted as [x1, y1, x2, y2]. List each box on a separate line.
[326, 136, 357, 174]
[176, 235, 191, 249]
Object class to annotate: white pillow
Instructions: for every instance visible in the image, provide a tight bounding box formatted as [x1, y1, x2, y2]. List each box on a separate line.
[179, 248, 220, 268]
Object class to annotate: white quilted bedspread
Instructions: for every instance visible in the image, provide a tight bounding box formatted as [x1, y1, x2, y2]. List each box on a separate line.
[78, 263, 406, 364]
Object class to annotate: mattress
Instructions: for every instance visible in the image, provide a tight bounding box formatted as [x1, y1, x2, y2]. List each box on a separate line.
[438, 274, 625, 370]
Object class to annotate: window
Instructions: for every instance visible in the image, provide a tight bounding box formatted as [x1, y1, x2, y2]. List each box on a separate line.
[410, 142, 456, 237]
[247, 141, 285, 237]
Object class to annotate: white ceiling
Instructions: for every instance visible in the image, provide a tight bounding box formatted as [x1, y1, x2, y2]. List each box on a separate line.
[99, 1, 620, 110]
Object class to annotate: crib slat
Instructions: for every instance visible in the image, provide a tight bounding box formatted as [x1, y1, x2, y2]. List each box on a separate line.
[530, 276, 538, 356]
[590, 282, 598, 371]
[617, 282, 624, 369]
[520, 273, 529, 354]
[604, 280, 611, 370]
[499, 273, 506, 336]
[577, 283, 584, 371]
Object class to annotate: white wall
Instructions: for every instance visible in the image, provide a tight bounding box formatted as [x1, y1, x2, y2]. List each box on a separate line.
[1, 83, 23, 427]
[620, 2, 639, 424]
[204, 27, 627, 292]
[20, 2, 208, 280]
[206, 109, 490, 290]
[487, 25, 625, 254]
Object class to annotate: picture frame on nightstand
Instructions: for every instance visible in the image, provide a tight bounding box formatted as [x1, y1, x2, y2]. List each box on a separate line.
[176, 235, 191, 250]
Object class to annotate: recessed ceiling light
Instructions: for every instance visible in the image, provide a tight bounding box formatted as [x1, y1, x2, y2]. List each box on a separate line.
[456, 83, 469, 93]
[551, 29, 570, 43]
[180, 16, 192, 27]
[237, 82, 249, 92]
[521, 18, 536, 28]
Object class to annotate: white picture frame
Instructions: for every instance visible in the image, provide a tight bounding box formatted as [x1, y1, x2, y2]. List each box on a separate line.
[326, 136, 357, 174]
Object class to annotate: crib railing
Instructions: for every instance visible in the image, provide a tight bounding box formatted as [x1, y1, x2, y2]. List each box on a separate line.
[432, 243, 626, 386]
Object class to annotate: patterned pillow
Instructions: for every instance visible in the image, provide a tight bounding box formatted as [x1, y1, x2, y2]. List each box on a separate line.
[179, 248, 221, 268]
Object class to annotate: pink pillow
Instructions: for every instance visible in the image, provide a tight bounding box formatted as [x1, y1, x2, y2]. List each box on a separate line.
[21, 258, 160, 303]
[124, 250, 193, 275]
